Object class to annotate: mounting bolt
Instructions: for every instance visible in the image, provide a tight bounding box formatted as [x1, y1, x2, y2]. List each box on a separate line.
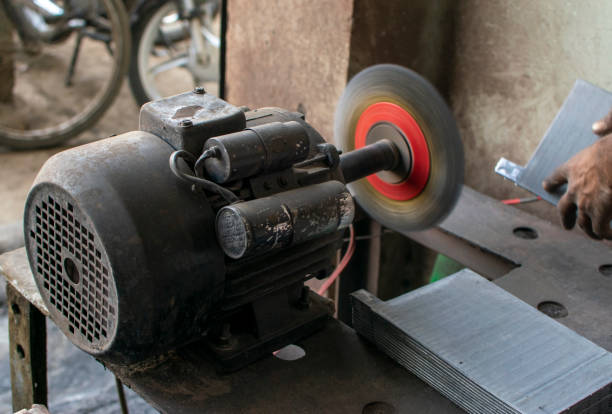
[297, 286, 310, 309]
[316, 143, 340, 168]
[210, 322, 235, 350]
[193, 86, 205, 94]
[217, 323, 232, 346]
[179, 119, 193, 128]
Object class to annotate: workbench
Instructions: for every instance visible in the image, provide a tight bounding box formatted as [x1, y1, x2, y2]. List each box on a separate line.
[2, 187, 610, 413]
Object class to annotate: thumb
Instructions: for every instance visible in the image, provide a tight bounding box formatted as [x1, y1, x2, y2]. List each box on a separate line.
[593, 108, 612, 136]
[542, 165, 568, 193]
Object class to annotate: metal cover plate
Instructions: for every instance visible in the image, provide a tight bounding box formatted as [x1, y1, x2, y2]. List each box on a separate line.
[495, 79, 612, 205]
[352, 270, 612, 414]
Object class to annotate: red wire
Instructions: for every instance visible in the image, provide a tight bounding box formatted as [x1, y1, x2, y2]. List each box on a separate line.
[317, 225, 355, 296]
[501, 196, 541, 205]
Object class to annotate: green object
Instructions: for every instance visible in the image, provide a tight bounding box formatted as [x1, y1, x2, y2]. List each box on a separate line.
[429, 254, 463, 283]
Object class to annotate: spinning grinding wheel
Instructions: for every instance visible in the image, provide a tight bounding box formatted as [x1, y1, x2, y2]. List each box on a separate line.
[334, 64, 464, 231]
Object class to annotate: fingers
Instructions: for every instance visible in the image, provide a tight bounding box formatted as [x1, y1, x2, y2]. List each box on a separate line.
[593, 217, 612, 240]
[592, 206, 612, 240]
[577, 210, 601, 240]
[557, 192, 577, 230]
[593, 107, 612, 136]
[542, 165, 568, 193]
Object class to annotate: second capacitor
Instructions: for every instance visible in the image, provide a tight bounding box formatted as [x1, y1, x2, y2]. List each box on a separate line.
[203, 121, 310, 184]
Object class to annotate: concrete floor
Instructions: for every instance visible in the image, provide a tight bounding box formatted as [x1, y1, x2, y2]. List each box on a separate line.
[0, 282, 157, 413]
[0, 81, 140, 227]
[0, 81, 154, 413]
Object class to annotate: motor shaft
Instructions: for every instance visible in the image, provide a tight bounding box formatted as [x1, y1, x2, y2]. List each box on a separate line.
[339, 139, 404, 183]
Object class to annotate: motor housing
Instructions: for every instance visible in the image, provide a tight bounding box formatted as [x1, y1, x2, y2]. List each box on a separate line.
[24, 65, 464, 367]
[24, 93, 352, 366]
[25, 132, 225, 363]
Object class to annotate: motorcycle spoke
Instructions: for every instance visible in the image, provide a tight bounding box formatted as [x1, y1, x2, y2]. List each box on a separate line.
[148, 54, 188, 76]
[201, 26, 220, 48]
[88, 14, 112, 33]
[65, 31, 84, 86]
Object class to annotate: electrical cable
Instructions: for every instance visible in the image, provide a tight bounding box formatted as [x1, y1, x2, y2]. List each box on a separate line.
[169, 150, 239, 204]
[194, 146, 220, 173]
[501, 196, 541, 205]
[317, 224, 355, 296]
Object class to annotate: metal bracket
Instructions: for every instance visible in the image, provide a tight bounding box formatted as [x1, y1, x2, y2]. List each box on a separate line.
[7, 282, 47, 411]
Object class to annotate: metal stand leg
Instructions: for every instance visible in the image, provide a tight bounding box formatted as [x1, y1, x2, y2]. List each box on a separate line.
[7, 282, 47, 411]
[115, 376, 129, 414]
[65, 32, 84, 87]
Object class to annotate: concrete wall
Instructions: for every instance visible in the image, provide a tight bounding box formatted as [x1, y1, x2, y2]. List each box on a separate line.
[225, 0, 354, 141]
[226, 0, 454, 141]
[450, 0, 612, 221]
[225, 0, 612, 223]
[0, 4, 14, 102]
[347, 0, 454, 89]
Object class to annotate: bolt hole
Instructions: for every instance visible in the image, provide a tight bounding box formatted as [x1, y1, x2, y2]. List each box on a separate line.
[513, 226, 538, 239]
[11, 303, 20, 315]
[537, 301, 568, 318]
[316, 268, 329, 280]
[273, 344, 306, 361]
[599, 264, 612, 277]
[64, 257, 80, 284]
[362, 401, 396, 414]
[16, 344, 25, 359]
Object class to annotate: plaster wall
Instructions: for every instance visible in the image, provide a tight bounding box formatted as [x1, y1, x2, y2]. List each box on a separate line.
[225, 0, 354, 142]
[225, 0, 612, 223]
[451, 0, 612, 220]
[225, 0, 453, 142]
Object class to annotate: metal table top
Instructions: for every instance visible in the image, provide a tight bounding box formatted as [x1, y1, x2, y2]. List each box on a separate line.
[1, 248, 461, 413]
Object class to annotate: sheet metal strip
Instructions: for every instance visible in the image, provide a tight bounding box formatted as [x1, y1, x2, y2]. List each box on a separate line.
[352, 270, 612, 414]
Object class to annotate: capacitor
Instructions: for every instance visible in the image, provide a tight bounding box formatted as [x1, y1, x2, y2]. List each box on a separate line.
[203, 121, 310, 183]
[216, 181, 355, 259]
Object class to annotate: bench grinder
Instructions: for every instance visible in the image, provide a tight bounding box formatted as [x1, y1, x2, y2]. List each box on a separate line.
[23, 65, 464, 368]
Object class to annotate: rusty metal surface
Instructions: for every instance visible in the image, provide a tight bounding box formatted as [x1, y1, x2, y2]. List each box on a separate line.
[22, 132, 227, 365]
[0, 238, 462, 413]
[3, 184, 612, 412]
[7, 283, 47, 411]
[107, 317, 462, 414]
[407, 186, 612, 351]
[0, 306, 156, 413]
[139, 90, 246, 154]
[0, 249, 47, 316]
[217, 181, 353, 259]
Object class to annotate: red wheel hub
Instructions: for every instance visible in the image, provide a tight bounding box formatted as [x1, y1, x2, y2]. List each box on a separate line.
[354, 102, 430, 201]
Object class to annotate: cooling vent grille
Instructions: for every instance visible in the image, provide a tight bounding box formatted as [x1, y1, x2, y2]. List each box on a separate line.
[28, 192, 116, 350]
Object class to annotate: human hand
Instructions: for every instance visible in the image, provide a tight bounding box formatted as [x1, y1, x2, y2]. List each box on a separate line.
[592, 107, 612, 136]
[542, 109, 612, 240]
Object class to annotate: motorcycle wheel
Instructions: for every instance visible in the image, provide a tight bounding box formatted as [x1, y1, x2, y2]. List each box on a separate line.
[128, 0, 220, 106]
[0, 0, 130, 149]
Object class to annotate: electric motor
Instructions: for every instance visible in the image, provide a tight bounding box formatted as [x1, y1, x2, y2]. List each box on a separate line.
[25, 132, 226, 362]
[24, 65, 464, 367]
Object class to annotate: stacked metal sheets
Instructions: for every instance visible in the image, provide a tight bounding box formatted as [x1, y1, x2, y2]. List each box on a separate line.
[351, 270, 612, 413]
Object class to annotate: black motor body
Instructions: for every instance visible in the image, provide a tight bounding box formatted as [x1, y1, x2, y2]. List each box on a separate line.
[24, 91, 356, 366]
[25, 66, 464, 368]
[25, 132, 225, 363]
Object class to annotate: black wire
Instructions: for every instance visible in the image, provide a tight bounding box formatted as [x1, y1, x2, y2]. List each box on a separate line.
[194, 146, 220, 173]
[169, 150, 239, 204]
[342, 229, 394, 243]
